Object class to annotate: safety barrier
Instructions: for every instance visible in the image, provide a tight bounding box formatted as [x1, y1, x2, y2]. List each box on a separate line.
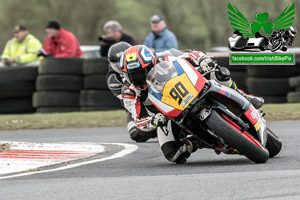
[0, 53, 299, 114]
[0, 64, 37, 114]
[80, 58, 122, 111]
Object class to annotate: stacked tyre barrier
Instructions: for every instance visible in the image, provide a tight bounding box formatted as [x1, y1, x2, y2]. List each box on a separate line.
[288, 76, 300, 103]
[0, 65, 38, 114]
[246, 65, 300, 103]
[80, 58, 122, 111]
[33, 58, 84, 113]
[210, 52, 248, 92]
[3, 52, 299, 115]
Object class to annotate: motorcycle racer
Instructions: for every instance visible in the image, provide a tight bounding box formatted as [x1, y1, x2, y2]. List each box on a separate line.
[107, 44, 191, 143]
[120, 45, 264, 163]
[107, 42, 156, 142]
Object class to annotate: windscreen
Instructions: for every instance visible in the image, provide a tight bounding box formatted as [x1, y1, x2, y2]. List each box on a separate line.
[146, 61, 178, 93]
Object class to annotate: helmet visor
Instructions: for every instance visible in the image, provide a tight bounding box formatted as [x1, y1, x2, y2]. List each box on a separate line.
[110, 62, 122, 74]
[126, 69, 147, 89]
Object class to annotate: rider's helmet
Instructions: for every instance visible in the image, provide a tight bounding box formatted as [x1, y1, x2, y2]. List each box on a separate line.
[289, 26, 297, 36]
[108, 42, 132, 74]
[120, 45, 156, 90]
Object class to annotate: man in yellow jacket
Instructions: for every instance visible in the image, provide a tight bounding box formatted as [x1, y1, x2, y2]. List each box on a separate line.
[1, 25, 42, 66]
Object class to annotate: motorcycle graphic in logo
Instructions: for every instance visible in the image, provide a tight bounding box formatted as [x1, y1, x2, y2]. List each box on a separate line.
[228, 3, 296, 52]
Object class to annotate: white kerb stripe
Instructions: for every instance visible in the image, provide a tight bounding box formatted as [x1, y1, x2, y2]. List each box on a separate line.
[0, 143, 138, 180]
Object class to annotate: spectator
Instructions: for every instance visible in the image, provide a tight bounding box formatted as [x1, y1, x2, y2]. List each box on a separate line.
[144, 15, 178, 53]
[2, 25, 42, 66]
[42, 20, 84, 58]
[100, 20, 136, 57]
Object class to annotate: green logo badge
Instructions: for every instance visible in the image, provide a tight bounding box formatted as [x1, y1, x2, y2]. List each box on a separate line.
[228, 3, 297, 52]
[228, 3, 295, 36]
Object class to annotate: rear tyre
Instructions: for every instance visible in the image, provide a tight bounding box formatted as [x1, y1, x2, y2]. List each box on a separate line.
[266, 128, 282, 158]
[205, 110, 269, 163]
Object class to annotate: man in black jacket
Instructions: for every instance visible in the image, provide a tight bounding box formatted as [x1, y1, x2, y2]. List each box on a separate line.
[99, 20, 136, 57]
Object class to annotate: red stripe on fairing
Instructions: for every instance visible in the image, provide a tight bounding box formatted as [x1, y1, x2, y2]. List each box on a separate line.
[148, 99, 182, 119]
[165, 109, 182, 119]
[0, 150, 93, 159]
[219, 89, 226, 95]
[183, 59, 206, 92]
[220, 113, 264, 149]
[244, 105, 258, 125]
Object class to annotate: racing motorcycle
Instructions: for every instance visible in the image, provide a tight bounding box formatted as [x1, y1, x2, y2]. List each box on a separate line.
[147, 59, 282, 163]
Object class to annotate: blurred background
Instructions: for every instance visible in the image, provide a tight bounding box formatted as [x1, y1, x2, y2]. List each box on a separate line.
[0, 0, 298, 52]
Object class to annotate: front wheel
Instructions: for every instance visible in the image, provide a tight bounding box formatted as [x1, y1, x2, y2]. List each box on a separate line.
[266, 128, 282, 158]
[205, 110, 269, 163]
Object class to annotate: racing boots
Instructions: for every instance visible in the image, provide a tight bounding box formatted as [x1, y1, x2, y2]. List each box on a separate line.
[175, 136, 202, 164]
[229, 81, 264, 109]
[238, 89, 265, 109]
[215, 144, 239, 155]
[242, 93, 264, 109]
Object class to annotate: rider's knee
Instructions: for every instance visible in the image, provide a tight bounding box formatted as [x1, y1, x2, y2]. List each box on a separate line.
[127, 120, 156, 142]
[215, 66, 231, 82]
[210, 66, 235, 88]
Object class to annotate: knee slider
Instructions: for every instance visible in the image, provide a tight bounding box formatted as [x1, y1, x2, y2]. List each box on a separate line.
[129, 127, 148, 142]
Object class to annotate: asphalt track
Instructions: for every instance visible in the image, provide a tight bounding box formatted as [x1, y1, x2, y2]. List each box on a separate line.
[0, 120, 299, 200]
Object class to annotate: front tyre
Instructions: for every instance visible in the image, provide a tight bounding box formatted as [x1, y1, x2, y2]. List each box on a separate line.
[266, 128, 282, 158]
[205, 110, 269, 163]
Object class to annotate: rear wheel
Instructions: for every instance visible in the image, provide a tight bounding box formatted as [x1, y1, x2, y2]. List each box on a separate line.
[266, 128, 282, 158]
[205, 110, 269, 163]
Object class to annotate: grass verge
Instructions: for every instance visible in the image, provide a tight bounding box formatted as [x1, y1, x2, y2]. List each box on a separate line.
[0, 110, 127, 131]
[0, 104, 299, 131]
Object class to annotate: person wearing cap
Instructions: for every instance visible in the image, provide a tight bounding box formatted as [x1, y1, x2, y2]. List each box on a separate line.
[100, 20, 136, 57]
[144, 15, 178, 53]
[1, 25, 42, 66]
[42, 20, 84, 58]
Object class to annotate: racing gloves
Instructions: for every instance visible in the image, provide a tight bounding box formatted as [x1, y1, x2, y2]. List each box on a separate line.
[183, 51, 216, 74]
[136, 113, 167, 132]
[151, 113, 167, 127]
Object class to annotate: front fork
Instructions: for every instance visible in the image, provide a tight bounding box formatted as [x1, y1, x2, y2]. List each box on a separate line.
[203, 80, 268, 146]
[198, 101, 268, 147]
